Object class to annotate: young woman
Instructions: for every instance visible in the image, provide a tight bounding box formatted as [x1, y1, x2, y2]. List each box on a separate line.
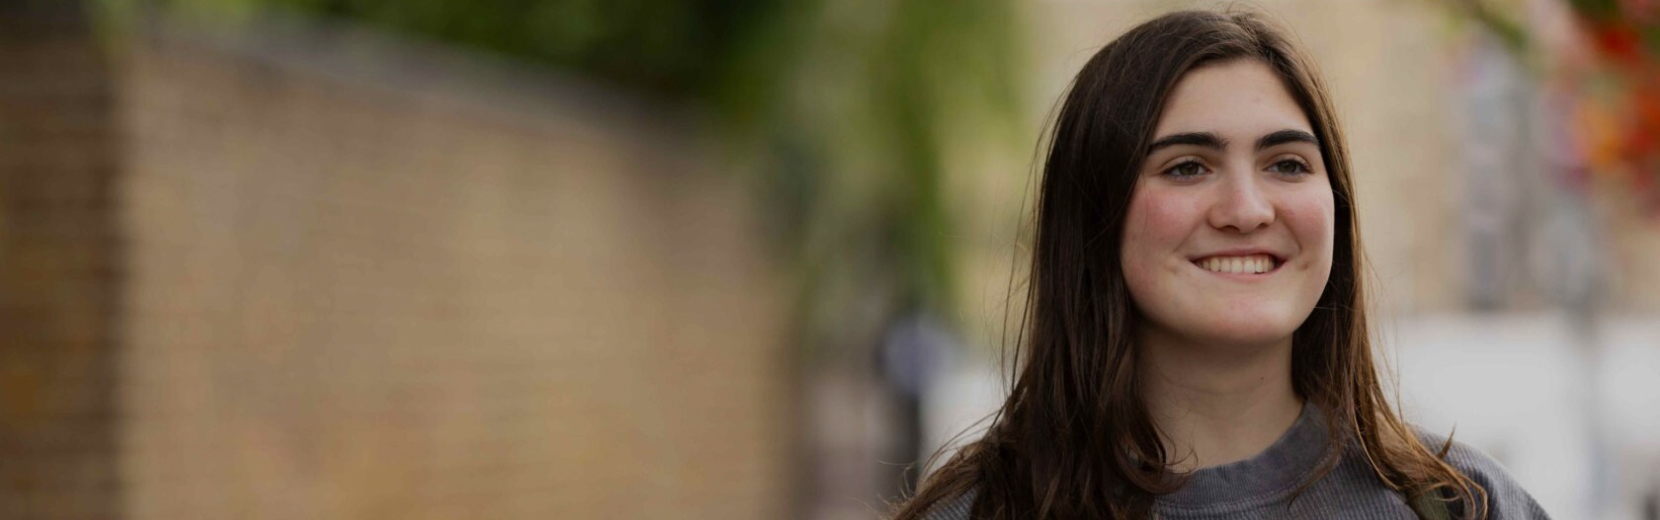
[890, 9, 1550, 520]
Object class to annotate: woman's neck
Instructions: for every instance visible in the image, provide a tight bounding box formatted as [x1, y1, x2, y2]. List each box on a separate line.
[1137, 328, 1303, 473]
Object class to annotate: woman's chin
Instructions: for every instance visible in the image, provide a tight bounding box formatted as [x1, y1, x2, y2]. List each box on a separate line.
[1181, 316, 1300, 350]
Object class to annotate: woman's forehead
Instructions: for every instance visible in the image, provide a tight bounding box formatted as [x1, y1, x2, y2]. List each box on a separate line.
[1151, 59, 1314, 143]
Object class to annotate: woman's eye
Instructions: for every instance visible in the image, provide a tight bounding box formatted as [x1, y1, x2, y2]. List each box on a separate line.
[1163, 161, 1206, 179]
[1268, 159, 1310, 176]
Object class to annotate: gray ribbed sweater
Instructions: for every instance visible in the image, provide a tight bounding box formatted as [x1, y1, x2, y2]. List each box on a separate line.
[921, 404, 1550, 519]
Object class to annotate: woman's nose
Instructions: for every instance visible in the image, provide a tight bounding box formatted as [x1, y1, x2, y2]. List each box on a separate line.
[1208, 171, 1274, 233]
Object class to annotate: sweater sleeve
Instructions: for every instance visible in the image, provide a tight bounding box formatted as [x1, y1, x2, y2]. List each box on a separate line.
[920, 490, 977, 520]
[1417, 431, 1553, 520]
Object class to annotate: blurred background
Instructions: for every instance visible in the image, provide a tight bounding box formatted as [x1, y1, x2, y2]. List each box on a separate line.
[0, 0, 1655, 518]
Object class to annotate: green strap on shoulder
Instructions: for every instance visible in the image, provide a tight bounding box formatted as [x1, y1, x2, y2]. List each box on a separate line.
[1409, 491, 1452, 520]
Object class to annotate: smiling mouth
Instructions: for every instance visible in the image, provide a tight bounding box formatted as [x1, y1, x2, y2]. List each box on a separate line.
[1193, 254, 1280, 275]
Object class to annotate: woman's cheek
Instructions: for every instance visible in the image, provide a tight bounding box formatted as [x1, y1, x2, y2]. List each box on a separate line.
[1282, 184, 1337, 268]
[1136, 188, 1203, 244]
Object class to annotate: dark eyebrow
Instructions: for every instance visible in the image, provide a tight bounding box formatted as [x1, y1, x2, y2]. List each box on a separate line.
[1146, 132, 1227, 153]
[1256, 129, 1319, 151]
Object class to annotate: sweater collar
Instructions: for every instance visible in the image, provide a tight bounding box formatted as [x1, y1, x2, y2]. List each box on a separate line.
[1155, 401, 1337, 512]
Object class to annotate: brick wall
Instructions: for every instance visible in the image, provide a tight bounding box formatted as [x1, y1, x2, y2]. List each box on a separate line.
[0, 6, 791, 519]
[0, 3, 121, 518]
[111, 15, 792, 520]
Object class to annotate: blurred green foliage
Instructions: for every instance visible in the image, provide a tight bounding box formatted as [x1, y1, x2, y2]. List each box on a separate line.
[764, 0, 1024, 355]
[148, 0, 790, 100]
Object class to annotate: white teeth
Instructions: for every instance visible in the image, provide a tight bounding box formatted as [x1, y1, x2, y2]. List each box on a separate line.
[1196, 254, 1275, 274]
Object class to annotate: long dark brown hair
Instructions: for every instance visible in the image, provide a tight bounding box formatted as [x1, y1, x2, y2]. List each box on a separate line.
[890, 9, 1487, 520]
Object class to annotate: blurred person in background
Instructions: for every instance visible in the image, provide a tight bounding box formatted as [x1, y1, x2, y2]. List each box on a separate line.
[891, 9, 1550, 520]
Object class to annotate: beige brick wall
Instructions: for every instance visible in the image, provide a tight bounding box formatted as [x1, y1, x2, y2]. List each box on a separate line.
[0, 4, 121, 519]
[107, 13, 791, 520]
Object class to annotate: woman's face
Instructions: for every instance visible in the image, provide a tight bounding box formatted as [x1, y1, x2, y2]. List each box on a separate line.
[1121, 59, 1335, 350]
